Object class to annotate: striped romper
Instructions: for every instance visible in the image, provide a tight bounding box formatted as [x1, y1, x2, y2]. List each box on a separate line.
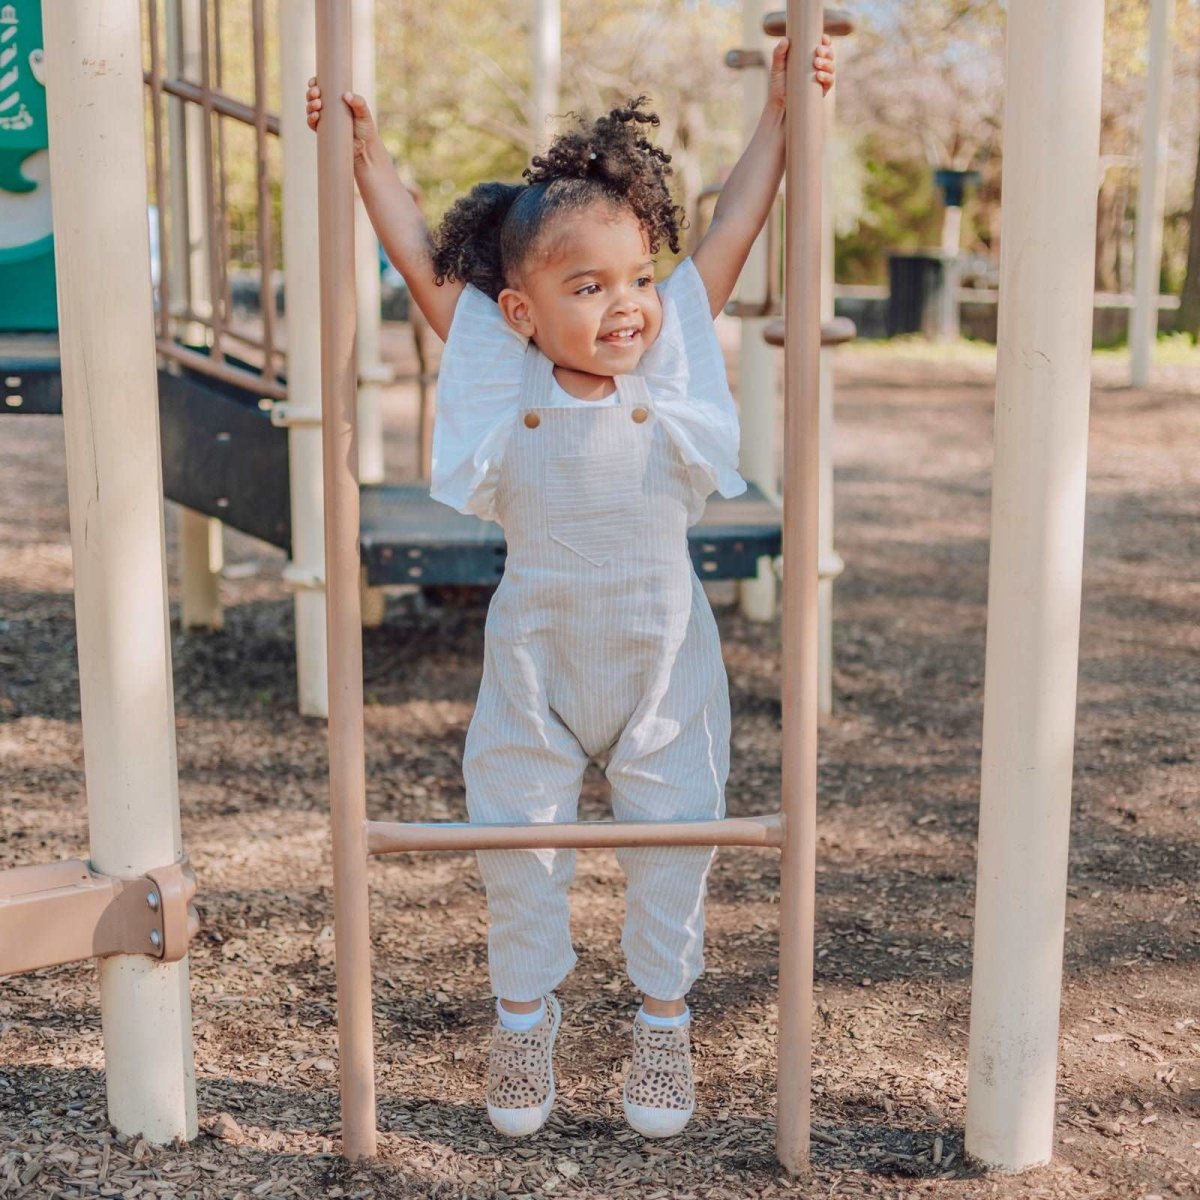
[431, 256, 746, 1002]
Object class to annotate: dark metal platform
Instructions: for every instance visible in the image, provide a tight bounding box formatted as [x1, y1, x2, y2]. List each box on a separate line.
[4, 339, 782, 585]
[2, 334, 62, 414]
[360, 484, 781, 586]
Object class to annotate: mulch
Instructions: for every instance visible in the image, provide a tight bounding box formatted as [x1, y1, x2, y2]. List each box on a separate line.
[1, 341, 1197, 1199]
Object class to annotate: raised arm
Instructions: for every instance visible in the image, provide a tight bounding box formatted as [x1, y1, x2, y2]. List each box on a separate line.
[307, 84, 463, 341]
[690, 36, 832, 318]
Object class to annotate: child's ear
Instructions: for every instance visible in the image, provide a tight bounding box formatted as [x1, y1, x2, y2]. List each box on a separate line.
[497, 287, 535, 337]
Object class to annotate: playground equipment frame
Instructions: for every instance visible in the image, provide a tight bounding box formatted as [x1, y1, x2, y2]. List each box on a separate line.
[1, 0, 1106, 1177]
[313, 0, 827, 1173]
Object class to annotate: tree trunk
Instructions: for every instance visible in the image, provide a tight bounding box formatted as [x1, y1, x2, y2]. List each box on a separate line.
[1178, 119, 1200, 339]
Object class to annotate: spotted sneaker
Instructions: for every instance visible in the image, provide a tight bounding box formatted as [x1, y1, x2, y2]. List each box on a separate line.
[486, 994, 561, 1137]
[622, 1010, 695, 1137]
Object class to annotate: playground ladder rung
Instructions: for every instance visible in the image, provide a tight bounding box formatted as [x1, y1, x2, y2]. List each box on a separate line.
[365, 813, 784, 855]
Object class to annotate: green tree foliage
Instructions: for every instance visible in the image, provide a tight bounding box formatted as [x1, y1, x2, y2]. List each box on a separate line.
[834, 138, 939, 286]
[140, 0, 1200, 302]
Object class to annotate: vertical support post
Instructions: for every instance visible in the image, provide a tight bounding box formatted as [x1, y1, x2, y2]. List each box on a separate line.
[737, 0, 778, 622]
[777, 0, 823, 1174]
[531, 0, 561, 150]
[937, 209, 963, 344]
[280, 2, 330, 718]
[180, 510, 224, 629]
[42, 0, 197, 1143]
[1130, 0, 1174, 387]
[167, 0, 224, 631]
[315, 0, 377, 1160]
[169, 0, 211, 346]
[816, 70, 839, 717]
[965, 0, 1104, 1171]
[352, 0, 387, 486]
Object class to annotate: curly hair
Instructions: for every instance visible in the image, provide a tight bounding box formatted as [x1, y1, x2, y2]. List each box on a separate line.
[431, 95, 687, 301]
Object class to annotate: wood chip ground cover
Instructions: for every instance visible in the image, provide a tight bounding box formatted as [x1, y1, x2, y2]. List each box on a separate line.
[1, 342, 1197, 1199]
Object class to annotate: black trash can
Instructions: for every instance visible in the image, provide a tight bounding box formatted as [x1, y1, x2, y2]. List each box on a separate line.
[886, 253, 947, 338]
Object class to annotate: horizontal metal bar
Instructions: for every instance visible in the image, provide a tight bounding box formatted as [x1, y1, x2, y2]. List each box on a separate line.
[764, 8, 856, 38]
[142, 71, 281, 134]
[366, 813, 784, 855]
[157, 340, 286, 401]
[762, 317, 857, 347]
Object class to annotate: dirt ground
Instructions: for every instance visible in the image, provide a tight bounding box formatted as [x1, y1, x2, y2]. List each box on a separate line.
[1, 337, 1197, 1200]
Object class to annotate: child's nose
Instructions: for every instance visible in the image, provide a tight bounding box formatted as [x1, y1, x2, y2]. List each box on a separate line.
[609, 287, 640, 312]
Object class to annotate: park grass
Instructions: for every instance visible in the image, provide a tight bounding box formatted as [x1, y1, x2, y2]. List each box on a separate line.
[848, 330, 1200, 368]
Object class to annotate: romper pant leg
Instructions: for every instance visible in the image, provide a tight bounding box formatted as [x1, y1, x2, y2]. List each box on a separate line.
[464, 637, 589, 1002]
[605, 590, 730, 1001]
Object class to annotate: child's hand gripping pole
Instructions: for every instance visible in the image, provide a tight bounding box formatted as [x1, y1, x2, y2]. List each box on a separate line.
[306, 79, 381, 166]
[303, 74, 463, 341]
[767, 34, 836, 112]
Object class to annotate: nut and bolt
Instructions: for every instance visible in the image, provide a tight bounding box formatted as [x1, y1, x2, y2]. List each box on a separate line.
[150, 930, 163, 949]
[147, 891, 160, 911]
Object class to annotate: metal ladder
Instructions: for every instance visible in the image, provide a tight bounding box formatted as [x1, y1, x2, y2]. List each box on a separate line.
[312, 0, 829, 1174]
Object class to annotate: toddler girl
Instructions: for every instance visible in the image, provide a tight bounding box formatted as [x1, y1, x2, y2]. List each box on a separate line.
[306, 33, 833, 1140]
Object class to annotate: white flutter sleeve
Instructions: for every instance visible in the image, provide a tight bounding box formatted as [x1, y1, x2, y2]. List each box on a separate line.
[429, 283, 529, 523]
[640, 255, 747, 523]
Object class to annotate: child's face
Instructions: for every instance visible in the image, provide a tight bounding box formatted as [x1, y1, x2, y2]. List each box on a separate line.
[497, 204, 664, 380]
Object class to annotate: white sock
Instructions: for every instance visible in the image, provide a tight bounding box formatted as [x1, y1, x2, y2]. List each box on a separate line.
[497, 998, 545, 1031]
[638, 1004, 690, 1029]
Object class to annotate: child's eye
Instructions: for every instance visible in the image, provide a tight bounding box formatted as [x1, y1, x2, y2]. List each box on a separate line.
[636, 276, 653, 288]
[576, 283, 599, 295]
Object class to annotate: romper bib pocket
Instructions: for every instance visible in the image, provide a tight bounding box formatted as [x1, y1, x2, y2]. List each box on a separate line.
[544, 451, 647, 566]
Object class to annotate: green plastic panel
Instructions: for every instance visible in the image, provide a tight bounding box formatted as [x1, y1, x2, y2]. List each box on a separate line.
[0, 1, 57, 331]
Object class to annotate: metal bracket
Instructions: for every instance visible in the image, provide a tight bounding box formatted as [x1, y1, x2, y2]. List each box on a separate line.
[724, 48, 766, 70]
[282, 562, 326, 591]
[819, 551, 846, 581]
[0, 856, 199, 977]
[359, 362, 395, 386]
[771, 552, 846, 583]
[269, 403, 323, 428]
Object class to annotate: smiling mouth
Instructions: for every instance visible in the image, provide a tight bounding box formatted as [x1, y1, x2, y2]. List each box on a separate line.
[599, 328, 642, 346]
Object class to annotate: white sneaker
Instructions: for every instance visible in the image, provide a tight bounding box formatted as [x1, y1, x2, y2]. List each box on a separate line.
[485, 994, 561, 1137]
[621, 1010, 695, 1137]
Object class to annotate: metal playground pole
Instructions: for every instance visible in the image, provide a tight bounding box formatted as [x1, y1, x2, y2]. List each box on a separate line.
[776, 0, 824, 1174]
[314, 0, 377, 1160]
[965, 0, 1104, 1170]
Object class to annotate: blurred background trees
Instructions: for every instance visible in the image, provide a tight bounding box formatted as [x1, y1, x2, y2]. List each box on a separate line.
[192, 0, 1200, 327]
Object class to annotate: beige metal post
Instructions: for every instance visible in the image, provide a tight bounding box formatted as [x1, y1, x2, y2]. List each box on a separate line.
[737, 0, 779, 622]
[353, 0, 389, 487]
[42, 0, 197, 1143]
[167, 0, 224, 631]
[1130, 0, 1174, 387]
[169, 0, 211, 344]
[965, 0, 1104, 1171]
[776, 0, 823, 1174]
[315, 1, 377, 1160]
[280, 0, 331, 718]
[531, 0, 562, 149]
[179, 511, 224, 629]
[816, 60, 842, 716]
